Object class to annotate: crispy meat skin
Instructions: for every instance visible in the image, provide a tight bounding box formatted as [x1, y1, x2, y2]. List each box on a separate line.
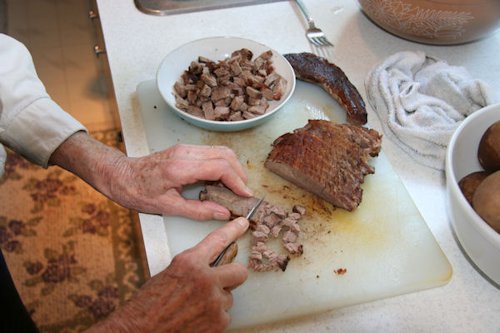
[284, 52, 367, 125]
[265, 120, 382, 211]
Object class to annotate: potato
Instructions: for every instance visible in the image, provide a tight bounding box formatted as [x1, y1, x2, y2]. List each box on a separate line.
[472, 170, 500, 233]
[478, 120, 500, 172]
[458, 171, 491, 205]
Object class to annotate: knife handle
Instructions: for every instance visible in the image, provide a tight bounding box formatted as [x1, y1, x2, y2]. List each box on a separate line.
[210, 241, 238, 267]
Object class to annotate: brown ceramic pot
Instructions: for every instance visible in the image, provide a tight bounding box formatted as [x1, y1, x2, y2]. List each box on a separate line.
[358, 0, 500, 45]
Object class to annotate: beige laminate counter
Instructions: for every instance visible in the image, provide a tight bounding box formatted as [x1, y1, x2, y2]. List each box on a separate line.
[95, 0, 500, 332]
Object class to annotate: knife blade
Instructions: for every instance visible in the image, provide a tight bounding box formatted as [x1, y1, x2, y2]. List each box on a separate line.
[210, 196, 266, 267]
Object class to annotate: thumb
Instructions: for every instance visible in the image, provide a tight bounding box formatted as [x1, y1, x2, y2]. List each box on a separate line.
[193, 217, 250, 264]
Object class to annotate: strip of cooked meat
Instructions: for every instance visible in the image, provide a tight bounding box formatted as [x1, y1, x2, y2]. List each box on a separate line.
[264, 120, 382, 211]
[200, 184, 305, 272]
[199, 185, 261, 221]
[284, 53, 367, 125]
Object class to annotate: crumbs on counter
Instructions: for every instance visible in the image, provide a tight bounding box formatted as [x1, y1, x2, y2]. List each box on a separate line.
[334, 268, 347, 275]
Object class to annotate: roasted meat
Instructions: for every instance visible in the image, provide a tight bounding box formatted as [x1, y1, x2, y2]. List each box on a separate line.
[265, 120, 382, 211]
[284, 52, 367, 125]
[200, 184, 305, 272]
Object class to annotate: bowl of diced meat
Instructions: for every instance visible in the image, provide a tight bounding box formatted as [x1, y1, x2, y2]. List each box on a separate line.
[156, 36, 296, 132]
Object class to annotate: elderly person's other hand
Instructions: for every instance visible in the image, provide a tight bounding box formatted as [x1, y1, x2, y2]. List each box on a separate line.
[50, 132, 252, 220]
[86, 217, 250, 333]
[107, 143, 252, 220]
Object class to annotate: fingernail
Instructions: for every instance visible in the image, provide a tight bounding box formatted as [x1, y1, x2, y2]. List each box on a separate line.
[214, 210, 229, 221]
[236, 217, 249, 229]
[243, 185, 253, 197]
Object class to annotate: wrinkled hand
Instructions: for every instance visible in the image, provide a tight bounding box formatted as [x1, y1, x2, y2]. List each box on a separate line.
[87, 217, 250, 333]
[50, 133, 251, 220]
[106, 144, 252, 220]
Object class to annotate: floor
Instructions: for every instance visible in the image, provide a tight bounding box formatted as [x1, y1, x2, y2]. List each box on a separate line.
[5, 0, 119, 132]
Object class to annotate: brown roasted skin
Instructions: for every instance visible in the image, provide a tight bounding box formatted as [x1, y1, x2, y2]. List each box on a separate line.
[284, 52, 367, 125]
[265, 120, 382, 211]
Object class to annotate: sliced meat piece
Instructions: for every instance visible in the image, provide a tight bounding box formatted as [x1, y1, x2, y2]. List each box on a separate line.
[199, 185, 260, 220]
[282, 230, 298, 243]
[211, 86, 231, 101]
[293, 205, 306, 216]
[283, 242, 303, 255]
[230, 95, 245, 111]
[246, 86, 262, 99]
[248, 105, 267, 115]
[175, 96, 189, 110]
[174, 80, 187, 98]
[186, 105, 203, 118]
[201, 72, 217, 87]
[271, 77, 287, 101]
[284, 52, 367, 125]
[228, 111, 244, 121]
[214, 106, 230, 120]
[201, 101, 216, 120]
[199, 84, 211, 98]
[231, 48, 253, 60]
[265, 120, 382, 211]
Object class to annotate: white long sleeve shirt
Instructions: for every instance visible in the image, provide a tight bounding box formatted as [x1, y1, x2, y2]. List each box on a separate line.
[0, 34, 87, 176]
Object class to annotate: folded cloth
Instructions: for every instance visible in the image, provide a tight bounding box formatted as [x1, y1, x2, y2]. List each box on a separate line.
[365, 50, 492, 170]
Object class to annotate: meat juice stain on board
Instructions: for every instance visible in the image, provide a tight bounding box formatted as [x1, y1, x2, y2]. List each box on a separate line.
[203, 132, 384, 225]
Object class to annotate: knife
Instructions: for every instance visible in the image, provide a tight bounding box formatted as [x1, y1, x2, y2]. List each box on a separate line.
[210, 196, 266, 267]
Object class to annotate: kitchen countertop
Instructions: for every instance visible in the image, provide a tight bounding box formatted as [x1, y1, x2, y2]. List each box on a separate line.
[94, 0, 500, 332]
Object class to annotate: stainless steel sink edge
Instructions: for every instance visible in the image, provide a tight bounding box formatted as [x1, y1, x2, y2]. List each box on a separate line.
[134, 0, 285, 16]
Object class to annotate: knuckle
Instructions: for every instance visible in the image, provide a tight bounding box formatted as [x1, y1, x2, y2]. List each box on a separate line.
[162, 159, 185, 178]
[171, 250, 196, 270]
[214, 159, 232, 173]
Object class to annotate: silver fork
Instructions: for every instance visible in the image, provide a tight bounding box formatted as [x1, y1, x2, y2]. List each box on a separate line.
[294, 0, 334, 47]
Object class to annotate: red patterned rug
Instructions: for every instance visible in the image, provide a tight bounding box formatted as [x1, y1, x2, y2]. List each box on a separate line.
[0, 130, 149, 332]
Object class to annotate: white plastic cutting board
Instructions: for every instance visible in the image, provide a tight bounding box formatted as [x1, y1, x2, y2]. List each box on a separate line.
[136, 79, 452, 330]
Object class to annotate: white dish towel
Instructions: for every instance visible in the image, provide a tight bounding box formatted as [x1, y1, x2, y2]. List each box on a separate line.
[365, 50, 492, 170]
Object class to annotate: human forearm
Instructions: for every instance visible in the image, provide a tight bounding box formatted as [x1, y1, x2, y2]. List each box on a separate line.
[48, 131, 126, 199]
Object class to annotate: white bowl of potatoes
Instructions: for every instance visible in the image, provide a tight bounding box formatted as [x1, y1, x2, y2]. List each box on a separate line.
[156, 36, 295, 132]
[445, 104, 500, 285]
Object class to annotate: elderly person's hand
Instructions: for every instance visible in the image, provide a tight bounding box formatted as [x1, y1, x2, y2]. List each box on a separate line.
[106, 143, 252, 220]
[87, 217, 250, 333]
[50, 132, 252, 220]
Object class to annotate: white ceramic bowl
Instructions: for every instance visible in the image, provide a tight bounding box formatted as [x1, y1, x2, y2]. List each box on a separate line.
[446, 104, 500, 285]
[156, 36, 295, 132]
